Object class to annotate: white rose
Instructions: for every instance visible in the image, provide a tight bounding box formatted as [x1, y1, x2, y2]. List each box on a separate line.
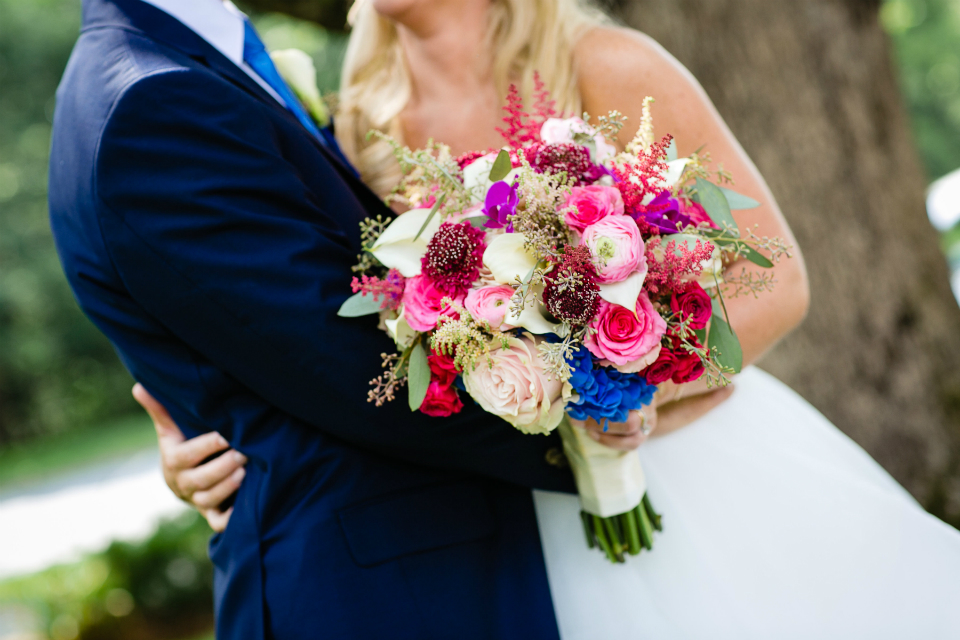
[270, 49, 329, 127]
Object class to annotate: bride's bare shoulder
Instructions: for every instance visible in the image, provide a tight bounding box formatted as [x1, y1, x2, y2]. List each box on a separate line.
[574, 26, 714, 144]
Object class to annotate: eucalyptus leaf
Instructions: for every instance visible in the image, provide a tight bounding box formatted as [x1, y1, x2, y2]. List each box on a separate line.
[407, 341, 431, 411]
[718, 186, 760, 210]
[693, 327, 707, 344]
[741, 246, 774, 268]
[489, 149, 513, 183]
[414, 192, 446, 241]
[337, 292, 383, 318]
[708, 312, 743, 373]
[693, 178, 739, 235]
[666, 138, 678, 162]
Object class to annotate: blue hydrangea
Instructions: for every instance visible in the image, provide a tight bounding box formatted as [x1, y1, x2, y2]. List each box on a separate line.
[566, 346, 657, 424]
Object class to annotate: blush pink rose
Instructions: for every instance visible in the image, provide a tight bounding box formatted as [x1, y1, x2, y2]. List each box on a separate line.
[581, 215, 646, 284]
[564, 185, 625, 232]
[401, 275, 464, 332]
[585, 295, 667, 367]
[462, 335, 566, 435]
[465, 285, 516, 330]
[420, 381, 464, 417]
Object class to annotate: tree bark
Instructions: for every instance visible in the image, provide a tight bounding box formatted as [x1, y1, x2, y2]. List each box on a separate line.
[599, 0, 960, 525]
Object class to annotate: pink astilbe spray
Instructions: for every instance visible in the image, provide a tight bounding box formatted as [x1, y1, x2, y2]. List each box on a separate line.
[496, 73, 558, 148]
[350, 269, 406, 310]
[614, 134, 673, 220]
[643, 236, 716, 297]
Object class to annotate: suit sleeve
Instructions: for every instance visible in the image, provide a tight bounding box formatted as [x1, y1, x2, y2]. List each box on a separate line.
[94, 69, 574, 492]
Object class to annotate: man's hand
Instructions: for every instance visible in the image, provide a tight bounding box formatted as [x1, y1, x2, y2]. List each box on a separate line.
[569, 406, 657, 450]
[133, 384, 245, 533]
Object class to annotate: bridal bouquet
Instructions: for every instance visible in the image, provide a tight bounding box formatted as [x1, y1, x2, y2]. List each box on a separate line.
[339, 85, 789, 563]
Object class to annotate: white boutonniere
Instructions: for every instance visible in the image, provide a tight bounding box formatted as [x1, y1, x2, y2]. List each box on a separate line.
[270, 49, 330, 127]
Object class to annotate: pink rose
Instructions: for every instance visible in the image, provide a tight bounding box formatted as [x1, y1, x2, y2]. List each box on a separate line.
[564, 185, 624, 232]
[462, 335, 566, 435]
[465, 285, 516, 330]
[420, 381, 464, 417]
[681, 199, 716, 228]
[581, 215, 646, 284]
[401, 275, 464, 332]
[585, 295, 667, 367]
[600, 343, 662, 374]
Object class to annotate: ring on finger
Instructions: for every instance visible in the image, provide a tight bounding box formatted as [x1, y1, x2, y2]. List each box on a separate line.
[639, 410, 653, 436]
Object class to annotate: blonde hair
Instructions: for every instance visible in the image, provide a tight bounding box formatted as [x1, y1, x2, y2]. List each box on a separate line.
[337, 0, 609, 197]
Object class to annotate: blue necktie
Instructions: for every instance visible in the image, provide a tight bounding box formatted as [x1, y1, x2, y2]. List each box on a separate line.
[242, 20, 326, 142]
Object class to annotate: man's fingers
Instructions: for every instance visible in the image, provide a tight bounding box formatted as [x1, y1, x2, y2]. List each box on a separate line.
[191, 467, 245, 510]
[656, 385, 735, 437]
[177, 449, 247, 495]
[166, 430, 233, 469]
[133, 383, 182, 441]
[203, 507, 233, 534]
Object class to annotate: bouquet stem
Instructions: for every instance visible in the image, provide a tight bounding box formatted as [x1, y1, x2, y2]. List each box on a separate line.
[580, 495, 662, 563]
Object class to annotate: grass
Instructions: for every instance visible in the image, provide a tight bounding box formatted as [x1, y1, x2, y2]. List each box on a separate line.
[0, 413, 156, 492]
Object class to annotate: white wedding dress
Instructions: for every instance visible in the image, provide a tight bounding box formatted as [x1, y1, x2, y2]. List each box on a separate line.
[534, 367, 960, 640]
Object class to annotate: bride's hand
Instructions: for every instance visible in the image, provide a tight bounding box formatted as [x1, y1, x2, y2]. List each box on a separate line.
[132, 384, 246, 533]
[571, 408, 656, 451]
[653, 385, 735, 438]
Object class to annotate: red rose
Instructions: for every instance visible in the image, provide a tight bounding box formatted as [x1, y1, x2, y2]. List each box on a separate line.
[428, 353, 459, 388]
[420, 381, 464, 417]
[672, 351, 706, 384]
[644, 349, 678, 385]
[670, 282, 712, 330]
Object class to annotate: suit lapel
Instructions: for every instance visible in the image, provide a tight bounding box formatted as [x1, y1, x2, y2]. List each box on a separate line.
[83, 0, 366, 187]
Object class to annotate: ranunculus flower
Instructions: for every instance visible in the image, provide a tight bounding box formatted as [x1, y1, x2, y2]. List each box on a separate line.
[462, 335, 567, 435]
[465, 285, 516, 330]
[581, 215, 646, 284]
[585, 295, 667, 367]
[670, 282, 712, 330]
[564, 185, 625, 232]
[672, 351, 706, 384]
[420, 381, 464, 417]
[539, 117, 616, 163]
[644, 349, 678, 385]
[401, 275, 464, 332]
[428, 352, 459, 388]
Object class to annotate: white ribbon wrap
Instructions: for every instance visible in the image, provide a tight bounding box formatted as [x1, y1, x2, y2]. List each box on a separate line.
[558, 417, 647, 517]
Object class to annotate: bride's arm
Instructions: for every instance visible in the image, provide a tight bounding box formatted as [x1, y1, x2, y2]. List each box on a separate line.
[577, 27, 810, 426]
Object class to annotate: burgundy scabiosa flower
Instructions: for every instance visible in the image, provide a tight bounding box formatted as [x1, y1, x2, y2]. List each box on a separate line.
[483, 180, 520, 231]
[421, 221, 486, 294]
[542, 245, 602, 326]
[522, 142, 596, 185]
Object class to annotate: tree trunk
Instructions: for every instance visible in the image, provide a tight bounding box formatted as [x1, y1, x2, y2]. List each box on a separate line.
[600, 0, 960, 524]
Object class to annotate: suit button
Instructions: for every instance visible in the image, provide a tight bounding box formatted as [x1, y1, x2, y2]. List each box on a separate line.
[545, 447, 569, 469]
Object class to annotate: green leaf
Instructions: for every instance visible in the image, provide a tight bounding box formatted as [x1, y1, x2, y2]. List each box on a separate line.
[414, 192, 446, 241]
[693, 327, 707, 344]
[666, 138, 678, 162]
[407, 341, 431, 411]
[693, 178, 739, 235]
[337, 292, 383, 317]
[718, 186, 760, 210]
[488, 149, 513, 183]
[708, 312, 743, 373]
[741, 246, 774, 268]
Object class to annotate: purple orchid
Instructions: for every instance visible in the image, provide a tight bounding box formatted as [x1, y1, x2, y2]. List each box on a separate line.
[483, 180, 520, 232]
[634, 190, 693, 234]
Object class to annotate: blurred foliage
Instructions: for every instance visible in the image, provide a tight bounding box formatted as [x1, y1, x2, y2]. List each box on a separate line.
[0, 511, 215, 640]
[0, 0, 347, 448]
[882, 0, 960, 181]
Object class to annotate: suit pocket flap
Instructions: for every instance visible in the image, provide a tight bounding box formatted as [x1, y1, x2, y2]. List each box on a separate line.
[338, 481, 496, 567]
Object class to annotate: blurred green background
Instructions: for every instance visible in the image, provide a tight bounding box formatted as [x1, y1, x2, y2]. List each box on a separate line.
[0, 0, 958, 638]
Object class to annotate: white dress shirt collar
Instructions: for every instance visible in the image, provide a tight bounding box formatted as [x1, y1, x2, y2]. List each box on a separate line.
[136, 0, 285, 104]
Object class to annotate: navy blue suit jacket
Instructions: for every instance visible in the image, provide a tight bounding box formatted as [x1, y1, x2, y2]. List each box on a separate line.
[48, 1, 576, 638]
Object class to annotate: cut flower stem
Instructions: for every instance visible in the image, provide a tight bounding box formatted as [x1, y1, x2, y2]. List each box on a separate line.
[580, 494, 662, 564]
